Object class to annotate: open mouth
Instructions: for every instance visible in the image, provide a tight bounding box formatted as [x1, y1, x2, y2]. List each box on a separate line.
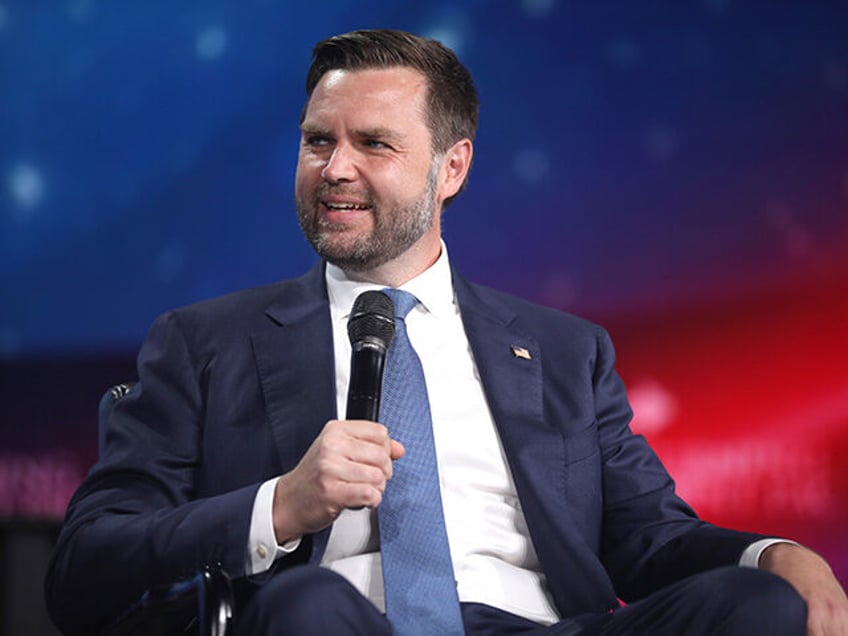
[322, 201, 372, 211]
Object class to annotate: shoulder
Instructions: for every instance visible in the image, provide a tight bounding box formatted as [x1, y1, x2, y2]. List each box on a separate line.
[147, 263, 326, 343]
[454, 274, 623, 403]
[457, 274, 609, 344]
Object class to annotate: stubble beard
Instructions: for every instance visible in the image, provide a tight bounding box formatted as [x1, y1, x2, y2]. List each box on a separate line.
[295, 162, 440, 272]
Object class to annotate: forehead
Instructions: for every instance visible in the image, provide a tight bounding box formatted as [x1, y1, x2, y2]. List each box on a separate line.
[303, 67, 429, 129]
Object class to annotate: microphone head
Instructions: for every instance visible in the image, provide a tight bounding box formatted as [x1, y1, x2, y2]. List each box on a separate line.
[348, 290, 396, 347]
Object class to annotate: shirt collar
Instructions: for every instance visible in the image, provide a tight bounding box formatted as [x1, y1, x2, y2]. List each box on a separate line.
[326, 241, 455, 320]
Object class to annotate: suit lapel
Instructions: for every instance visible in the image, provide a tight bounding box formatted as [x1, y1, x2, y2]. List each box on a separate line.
[252, 263, 336, 471]
[452, 274, 547, 468]
[453, 270, 617, 616]
[250, 262, 336, 560]
[452, 273, 563, 521]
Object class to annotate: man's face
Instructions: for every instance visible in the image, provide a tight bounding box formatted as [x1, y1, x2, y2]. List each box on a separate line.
[295, 67, 443, 273]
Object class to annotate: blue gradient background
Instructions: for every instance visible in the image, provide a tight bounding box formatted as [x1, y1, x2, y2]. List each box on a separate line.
[1, 0, 847, 587]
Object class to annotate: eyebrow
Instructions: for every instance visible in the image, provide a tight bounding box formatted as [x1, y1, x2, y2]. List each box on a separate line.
[352, 127, 404, 144]
[299, 124, 404, 145]
[299, 124, 330, 136]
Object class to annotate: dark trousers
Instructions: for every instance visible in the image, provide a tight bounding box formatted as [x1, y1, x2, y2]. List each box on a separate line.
[237, 565, 807, 635]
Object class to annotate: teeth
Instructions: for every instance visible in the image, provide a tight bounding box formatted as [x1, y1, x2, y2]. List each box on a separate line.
[325, 202, 369, 210]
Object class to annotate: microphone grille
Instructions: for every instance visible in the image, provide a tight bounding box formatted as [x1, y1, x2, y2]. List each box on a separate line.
[347, 290, 396, 346]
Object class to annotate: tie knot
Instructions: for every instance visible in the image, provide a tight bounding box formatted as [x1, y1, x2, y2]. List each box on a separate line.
[382, 288, 419, 319]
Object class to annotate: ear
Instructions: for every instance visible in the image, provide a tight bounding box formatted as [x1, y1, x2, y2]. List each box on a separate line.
[436, 139, 473, 203]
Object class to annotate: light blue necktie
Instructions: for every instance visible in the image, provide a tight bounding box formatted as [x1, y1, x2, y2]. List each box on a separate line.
[378, 288, 464, 636]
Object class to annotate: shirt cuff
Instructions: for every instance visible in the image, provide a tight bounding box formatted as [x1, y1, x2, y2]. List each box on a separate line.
[739, 538, 799, 569]
[246, 477, 301, 575]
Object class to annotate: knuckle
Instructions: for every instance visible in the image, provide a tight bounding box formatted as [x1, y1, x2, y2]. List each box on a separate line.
[320, 434, 346, 457]
[365, 486, 383, 508]
[368, 465, 385, 484]
[315, 460, 339, 487]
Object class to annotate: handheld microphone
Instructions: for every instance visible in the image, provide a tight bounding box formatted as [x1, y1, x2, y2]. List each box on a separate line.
[346, 290, 395, 421]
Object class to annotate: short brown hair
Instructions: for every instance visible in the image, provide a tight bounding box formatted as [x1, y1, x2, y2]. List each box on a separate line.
[304, 29, 479, 159]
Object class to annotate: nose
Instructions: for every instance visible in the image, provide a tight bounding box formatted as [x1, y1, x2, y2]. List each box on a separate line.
[321, 143, 358, 184]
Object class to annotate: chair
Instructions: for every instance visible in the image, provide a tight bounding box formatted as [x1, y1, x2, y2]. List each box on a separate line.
[104, 568, 234, 636]
[98, 384, 235, 636]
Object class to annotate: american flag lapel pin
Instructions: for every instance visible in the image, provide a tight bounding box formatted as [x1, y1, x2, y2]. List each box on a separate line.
[511, 345, 532, 360]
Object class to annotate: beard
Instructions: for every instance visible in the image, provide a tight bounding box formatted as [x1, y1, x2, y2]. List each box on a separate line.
[295, 162, 440, 272]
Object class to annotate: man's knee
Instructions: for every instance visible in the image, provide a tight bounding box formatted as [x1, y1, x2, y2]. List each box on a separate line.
[603, 566, 807, 635]
[238, 566, 390, 635]
[704, 567, 807, 634]
[728, 568, 807, 634]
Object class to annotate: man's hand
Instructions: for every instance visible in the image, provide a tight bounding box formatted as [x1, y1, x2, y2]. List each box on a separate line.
[272, 419, 405, 544]
[760, 542, 848, 635]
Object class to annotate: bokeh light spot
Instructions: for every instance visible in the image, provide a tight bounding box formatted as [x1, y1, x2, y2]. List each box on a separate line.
[195, 25, 228, 61]
[66, 0, 95, 22]
[521, 0, 556, 18]
[7, 163, 45, 211]
[629, 379, 678, 435]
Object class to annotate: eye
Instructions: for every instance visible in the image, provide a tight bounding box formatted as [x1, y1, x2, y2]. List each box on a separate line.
[363, 139, 390, 150]
[304, 134, 331, 147]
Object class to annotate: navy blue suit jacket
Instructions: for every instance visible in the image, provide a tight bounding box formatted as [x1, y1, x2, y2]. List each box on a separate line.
[46, 262, 764, 634]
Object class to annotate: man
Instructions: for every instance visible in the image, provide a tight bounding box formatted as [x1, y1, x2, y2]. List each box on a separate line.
[46, 29, 848, 635]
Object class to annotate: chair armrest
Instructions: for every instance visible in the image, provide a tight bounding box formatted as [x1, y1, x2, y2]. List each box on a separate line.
[103, 568, 234, 636]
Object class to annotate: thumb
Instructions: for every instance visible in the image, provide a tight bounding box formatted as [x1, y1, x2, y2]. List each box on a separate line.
[390, 439, 405, 460]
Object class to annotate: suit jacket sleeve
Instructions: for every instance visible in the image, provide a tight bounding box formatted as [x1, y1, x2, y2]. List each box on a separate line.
[45, 310, 262, 634]
[591, 327, 766, 600]
[46, 267, 333, 635]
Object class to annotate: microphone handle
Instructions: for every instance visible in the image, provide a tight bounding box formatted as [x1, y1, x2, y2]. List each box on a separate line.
[346, 338, 387, 421]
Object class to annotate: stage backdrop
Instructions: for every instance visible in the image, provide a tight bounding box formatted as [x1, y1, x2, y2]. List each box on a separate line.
[1, 0, 846, 591]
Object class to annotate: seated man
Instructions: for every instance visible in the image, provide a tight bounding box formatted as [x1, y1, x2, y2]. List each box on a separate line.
[46, 29, 848, 635]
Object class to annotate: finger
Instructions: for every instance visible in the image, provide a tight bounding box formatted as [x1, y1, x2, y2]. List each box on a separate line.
[338, 437, 396, 479]
[328, 458, 389, 490]
[320, 422, 392, 461]
[389, 439, 405, 461]
[341, 419, 392, 443]
[321, 419, 387, 443]
[337, 481, 385, 509]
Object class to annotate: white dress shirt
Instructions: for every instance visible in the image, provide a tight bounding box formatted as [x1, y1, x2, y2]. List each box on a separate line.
[246, 243, 785, 623]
